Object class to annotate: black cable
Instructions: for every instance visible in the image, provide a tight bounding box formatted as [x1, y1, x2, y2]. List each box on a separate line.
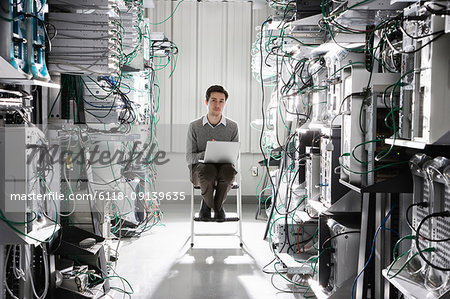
[20, 13, 57, 50]
[279, 0, 296, 25]
[270, 274, 294, 292]
[359, 49, 375, 134]
[274, 55, 285, 150]
[398, 20, 444, 40]
[264, 50, 274, 68]
[270, 273, 309, 293]
[286, 222, 315, 254]
[102, 77, 136, 124]
[271, 151, 288, 216]
[262, 257, 277, 274]
[281, 99, 310, 119]
[277, 137, 296, 253]
[287, 234, 315, 254]
[306, 209, 318, 219]
[281, 213, 290, 252]
[412, 208, 450, 243]
[302, 59, 315, 86]
[406, 202, 428, 232]
[89, 177, 122, 186]
[384, 30, 445, 55]
[284, 133, 300, 160]
[424, 3, 450, 16]
[321, 231, 360, 250]
[280, 59, 301, 95]
[415, 211, 450, 272]
[278, 151, 305, 253]
[80, 79, 118, 119]
[305, 91, 313, 120]
[261, 17, 281, 241]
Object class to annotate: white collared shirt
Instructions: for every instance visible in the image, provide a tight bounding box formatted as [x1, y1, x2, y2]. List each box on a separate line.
[202, 115, 227, 128]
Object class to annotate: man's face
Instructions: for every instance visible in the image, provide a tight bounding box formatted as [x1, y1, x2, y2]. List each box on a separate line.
[206, 92, 226, 117]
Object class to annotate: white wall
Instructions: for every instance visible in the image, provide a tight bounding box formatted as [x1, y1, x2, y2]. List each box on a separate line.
[147, 1, 271, 196]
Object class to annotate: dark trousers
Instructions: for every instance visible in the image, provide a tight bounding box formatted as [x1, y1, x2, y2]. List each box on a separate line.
[190, 163, 237, 211]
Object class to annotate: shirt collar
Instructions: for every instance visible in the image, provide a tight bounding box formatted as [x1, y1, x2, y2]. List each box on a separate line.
[203, 115, 226, 128]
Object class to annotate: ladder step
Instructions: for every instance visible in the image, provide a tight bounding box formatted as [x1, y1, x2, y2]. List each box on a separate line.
[193, 183, 239, 190]
[193, 212, 240, 222]
[193, 217, 240, 222]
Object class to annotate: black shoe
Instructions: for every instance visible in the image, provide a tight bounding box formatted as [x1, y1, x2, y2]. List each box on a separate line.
[198, 201, 212, 221]
[214, 208, 226, 222]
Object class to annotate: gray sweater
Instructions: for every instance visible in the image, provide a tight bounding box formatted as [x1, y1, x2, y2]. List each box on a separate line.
[186, 116, 239, 166]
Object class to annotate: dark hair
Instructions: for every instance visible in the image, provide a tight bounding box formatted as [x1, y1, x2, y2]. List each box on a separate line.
[205, 85, 228, 102]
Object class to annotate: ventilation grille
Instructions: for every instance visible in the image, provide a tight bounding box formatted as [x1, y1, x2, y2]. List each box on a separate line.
[433, 185, 450, 268]
[413, 178, 430, 249]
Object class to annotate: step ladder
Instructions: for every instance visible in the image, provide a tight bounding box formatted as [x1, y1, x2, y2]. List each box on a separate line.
[190, 182, 243, 247]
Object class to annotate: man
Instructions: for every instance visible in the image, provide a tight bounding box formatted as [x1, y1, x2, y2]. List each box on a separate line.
[186, 85, 239, 222]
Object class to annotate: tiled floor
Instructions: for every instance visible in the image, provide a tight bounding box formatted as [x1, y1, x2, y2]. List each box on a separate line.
[107, 202, 309, 299]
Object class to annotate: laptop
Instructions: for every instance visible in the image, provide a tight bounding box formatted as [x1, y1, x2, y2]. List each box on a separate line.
[200, 141, 240, 164]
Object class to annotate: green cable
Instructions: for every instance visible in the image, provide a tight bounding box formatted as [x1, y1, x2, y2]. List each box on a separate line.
[309, 247, 333, 277]
[275, 204, 286, 214]
[387, 247, 435, 279]
[374, 70, 414, 162]
[278, 105, 293, 134]
[0, 174, 59, 244]
[72, 256, 83, 266]
[0, 15, 12, 22]
[382, 83, 397, 108]
[264, 29, 275, 54]
[339, 159, 408, 174]
[148, 0, 184, 25]
[384, 107, 402, 131]
[321, 0, 386, 54]
[312, 228, 319, 250]
[303, 288, 316, 298]
[168, 41, 179, 78]
[280, 161, 296, 184]
[328, 62, 365, 79]
[290, 196, 307, 216]
[110, 286, 133, 295]
[0, 210, 37, 224]
[348, 139, 384, 166]
[346, 0, 372, 11]
[273, 262, 309, 287]
[154, 56, 171, 71]
[88, 275, 134, 294]
[268, 215, 285, 244]
[280, 56, 304, 98]
[393, 235, 414, 259]
[124, 24, 143, 65]
[269, 152, 282, 161]
[111, 204, 120, 234]
[264, 195, 274, 211]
